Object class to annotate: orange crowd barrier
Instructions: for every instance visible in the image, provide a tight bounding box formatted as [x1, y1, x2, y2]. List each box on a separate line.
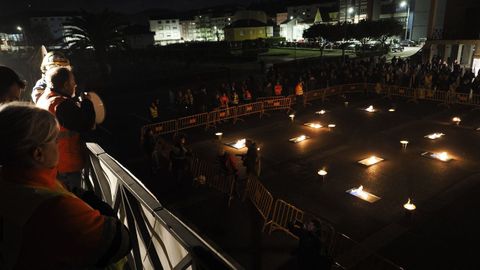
[304, 89, 324, 103]
[235, 102, 264, 119]
[262, 97, 292, 112]
[143, 84, 480, 140]
[177, 112, 209, 132]
[209, 106, 237, 126]
[268, 199, 305, 239]
[144, 119, 177, 137]
[245, 177, 274, 232]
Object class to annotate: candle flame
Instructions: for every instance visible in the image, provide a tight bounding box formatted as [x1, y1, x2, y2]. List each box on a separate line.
[233, 139, 246, 149]
[404, 198, 416, 210]
[318, 169, 327, 176]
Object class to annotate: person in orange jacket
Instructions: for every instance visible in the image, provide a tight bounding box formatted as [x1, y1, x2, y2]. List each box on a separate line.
[0, 102, 131, 270]
[36, 67, 96, 191]
[274, 81, 283, 96]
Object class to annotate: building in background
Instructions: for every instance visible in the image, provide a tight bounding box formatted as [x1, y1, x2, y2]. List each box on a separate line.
[288, 1, 338, 23]
[123, 25, 154, 49]
[276, 12, 288, 25]
[29, 13, 76, 47]
[339, 0, 372, 23]
[180, 19, 197, 41]
[423, 0, 480, 74]
[280, 7, 337, 42]
[224, 19, 273, 41]
[149, 17, 182, 45]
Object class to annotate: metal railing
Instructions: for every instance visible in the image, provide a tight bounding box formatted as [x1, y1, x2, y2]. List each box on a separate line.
[85, 143, 243, 270]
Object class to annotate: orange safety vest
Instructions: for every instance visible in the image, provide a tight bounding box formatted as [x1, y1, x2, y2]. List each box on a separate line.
[244, 90, 252, 100]
[295, 83, 304, 96]
[274, 84, 283, 96]
[219, 95, 229, 107]
[37, 90, 85, 173]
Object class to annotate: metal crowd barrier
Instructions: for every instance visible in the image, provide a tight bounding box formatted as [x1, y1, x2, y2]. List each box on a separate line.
[267, 199, 305, 239]
[234, 102, 264, 123]
[142, 84, 480, 141]
[244, 177, 274, 232]
[85, 143, 243, 270]
[177, 112, 209, 132]
[262, 97, 292, 112]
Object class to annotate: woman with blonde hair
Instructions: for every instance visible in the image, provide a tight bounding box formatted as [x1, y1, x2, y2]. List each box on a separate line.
[0, 102, 131, 270]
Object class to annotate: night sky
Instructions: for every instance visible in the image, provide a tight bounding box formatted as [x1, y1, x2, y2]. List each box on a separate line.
[0, 0, 256, 15]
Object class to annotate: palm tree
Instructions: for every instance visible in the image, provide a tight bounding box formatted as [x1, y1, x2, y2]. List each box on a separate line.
[62, 9, 126, 74]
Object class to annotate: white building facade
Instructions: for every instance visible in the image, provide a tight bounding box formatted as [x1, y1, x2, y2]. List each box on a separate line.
[149, 18, 182, 45]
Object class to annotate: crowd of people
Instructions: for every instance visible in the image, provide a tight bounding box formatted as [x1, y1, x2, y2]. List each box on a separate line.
[149, 55, 480, 121]
[0, 52, 131, 269]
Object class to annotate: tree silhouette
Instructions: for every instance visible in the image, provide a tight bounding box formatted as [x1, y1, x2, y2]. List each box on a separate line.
[62, 9, 127, 74]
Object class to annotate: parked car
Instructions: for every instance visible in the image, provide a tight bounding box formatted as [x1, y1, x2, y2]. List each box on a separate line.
[400, 40, 417, 47]
[390, 43, 404, 52]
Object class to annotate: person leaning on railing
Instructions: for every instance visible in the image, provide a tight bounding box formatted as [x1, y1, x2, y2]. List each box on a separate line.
[0, 102, 131, 270]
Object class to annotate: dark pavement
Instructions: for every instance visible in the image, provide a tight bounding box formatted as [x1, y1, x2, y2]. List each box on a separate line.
[124, 93, 480, 269]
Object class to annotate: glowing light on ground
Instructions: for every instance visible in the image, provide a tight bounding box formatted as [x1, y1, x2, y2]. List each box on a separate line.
[289, 114, 295, 121]
[346, 185, 381, 203]
[400, 140, 409, 149]
[425, 133, 444, 140]
[365, 105, 376, 112]
[358, 155, 384, 166]
[226, 138, 246, 149]
[421, 151, 453, 162]
[215, 132, 223, 136]
[304, 122, 322, 129]
[316, 110, 326, 115]
[328, 124, 336, 128]
[289, 135, 309, 143]
[403, 198, 416, 211]
[389, 108, 396, 112]
[452, 117, 461, 125]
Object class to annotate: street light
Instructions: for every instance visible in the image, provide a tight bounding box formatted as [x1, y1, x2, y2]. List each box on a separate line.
[16, 26, 22, 31]
[400, 1, 410, 40]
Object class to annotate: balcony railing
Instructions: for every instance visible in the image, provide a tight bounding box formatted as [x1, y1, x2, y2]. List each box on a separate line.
[84, 143, 243, 270]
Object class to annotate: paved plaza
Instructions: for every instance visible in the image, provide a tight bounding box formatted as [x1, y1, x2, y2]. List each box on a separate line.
[169, 93, 480, 269]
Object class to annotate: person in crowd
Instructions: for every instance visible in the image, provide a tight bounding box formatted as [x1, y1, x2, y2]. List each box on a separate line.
[288, 218, 331, 269]
[274, 81, 283, 96]
[241, 140, 261, 179]
[0, 102, 131, 270]
[219, 92, 229, 108]
[295, 79, 304, 111]
[217, 147, 240, 199]
[149, 99, 160, 122]
[231, 90, 240, 106]
[32, 51, 71, 104]
[169, 133, 191, 185]
[36, 67, 95, 191]
[0, 66, 25, 103]
[242, 88, 252, 103]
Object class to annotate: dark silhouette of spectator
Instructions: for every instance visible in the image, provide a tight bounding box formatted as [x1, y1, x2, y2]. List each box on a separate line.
[288, 219, 332, 269]
[0, 66, 25, 103]
[169, 133, 191, 185]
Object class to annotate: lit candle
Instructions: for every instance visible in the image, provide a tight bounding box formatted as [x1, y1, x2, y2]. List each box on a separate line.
[318, 169, 327, 182]
[403, 198, 416, 211]
[289, 114, 295, 122]
[215, 132, 223, 140]
[400, 140, 409, 149]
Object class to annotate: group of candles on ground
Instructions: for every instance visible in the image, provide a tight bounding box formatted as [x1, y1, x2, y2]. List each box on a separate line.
[216, 104, 478, 213]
